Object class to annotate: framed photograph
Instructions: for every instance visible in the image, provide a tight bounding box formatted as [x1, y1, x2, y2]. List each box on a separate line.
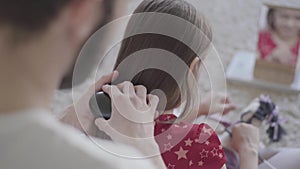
[254, 3, 300, 84]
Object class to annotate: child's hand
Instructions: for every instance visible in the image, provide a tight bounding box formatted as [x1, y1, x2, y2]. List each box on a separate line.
[232, 123, 259, 153]
[232, 123, 259, 169]
[199, 92, 236, 116]
[268, 46, 296, 65]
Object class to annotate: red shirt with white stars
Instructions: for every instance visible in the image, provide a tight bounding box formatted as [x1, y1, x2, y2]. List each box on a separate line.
[154, 114, 226, 169]
[258, 30, 300, 66]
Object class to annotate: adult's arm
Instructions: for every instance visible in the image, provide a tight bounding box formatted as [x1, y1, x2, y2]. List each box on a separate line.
[60, 72, 118, 135]
[60, 74, 166, 168]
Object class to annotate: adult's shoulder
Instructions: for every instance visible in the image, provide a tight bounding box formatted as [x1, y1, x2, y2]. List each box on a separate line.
[0, 109, 156, 169]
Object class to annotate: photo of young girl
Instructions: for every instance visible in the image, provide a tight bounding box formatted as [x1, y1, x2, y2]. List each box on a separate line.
[258, 5, 300, 67]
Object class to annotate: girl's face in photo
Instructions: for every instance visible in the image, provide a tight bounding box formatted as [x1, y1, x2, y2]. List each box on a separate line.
[273, 8, 300, 39]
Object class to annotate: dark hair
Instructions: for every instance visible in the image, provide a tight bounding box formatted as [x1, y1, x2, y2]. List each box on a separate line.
[267, 8, 275, 30]
[0, 0, 115, 34]
[0, 0, 116, 88]
[0, 0, 73, 31]
[113, 0, 212, 118]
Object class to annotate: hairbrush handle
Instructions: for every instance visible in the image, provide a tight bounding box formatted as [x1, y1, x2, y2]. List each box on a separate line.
[89, 91, 112, 120]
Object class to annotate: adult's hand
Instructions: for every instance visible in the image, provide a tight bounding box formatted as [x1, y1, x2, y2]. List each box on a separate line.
[60, 71, 118, 136]
[95, 81, 159, 144]
[95, 81, 166, 168]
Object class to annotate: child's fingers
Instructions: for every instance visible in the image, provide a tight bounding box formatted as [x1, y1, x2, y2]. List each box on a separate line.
[222, 104, 236, 115]
[219, 94, 230, 104]
[224, 97, 231, 104]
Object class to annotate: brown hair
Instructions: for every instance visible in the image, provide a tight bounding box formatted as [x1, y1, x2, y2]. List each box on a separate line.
[267, 8, 276, 30]
[267, 7, 300, 35]
[113, 0, 212, 119]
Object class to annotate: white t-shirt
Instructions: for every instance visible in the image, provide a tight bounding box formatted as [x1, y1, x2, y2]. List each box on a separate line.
[0, 109, 156, 169]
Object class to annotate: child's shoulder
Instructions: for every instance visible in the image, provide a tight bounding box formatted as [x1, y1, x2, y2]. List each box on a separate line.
[154, 114, 226, 169]
[154, 114, 220, 144]
[259, 29, 273, 39]
[155, 114, 201, 135]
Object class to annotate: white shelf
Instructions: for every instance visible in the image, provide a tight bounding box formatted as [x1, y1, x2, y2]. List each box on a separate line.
[226, 51, 300, 93]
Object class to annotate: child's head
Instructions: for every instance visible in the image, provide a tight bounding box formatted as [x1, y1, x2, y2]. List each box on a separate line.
[267, 7, 300, 39]
[113, 0, 212, 118]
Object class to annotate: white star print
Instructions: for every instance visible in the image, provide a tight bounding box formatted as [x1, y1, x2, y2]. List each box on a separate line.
[164, 142, 172, 152]
[205, 140, 210, 145]
[189, 160, 193, 166]
[219, 145, 223, 150]
[161, 128, 166, 132]
[195, 138, 202, 144]
[219, 153, 223, 159]
[167, 163, 175, 169]
[167, 134, 172, 140]
[211, 147, 219, 157]
[174, 124, 180, 128]
[203, 126, 213, 135]
[199, 149, 209, 158]
[195, 137, 205, 144]
[174, 147, 188, 160]
[185, 138, 193, 147]
[198, 160, 204, 166]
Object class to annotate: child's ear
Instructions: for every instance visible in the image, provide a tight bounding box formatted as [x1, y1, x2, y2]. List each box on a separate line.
[189, 57, 200, 72]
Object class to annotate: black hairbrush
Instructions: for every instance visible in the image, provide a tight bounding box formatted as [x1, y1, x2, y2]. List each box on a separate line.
[89, 91, 112, 120]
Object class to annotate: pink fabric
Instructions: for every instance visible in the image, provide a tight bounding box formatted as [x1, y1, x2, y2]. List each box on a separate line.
[155, 114, 226, 169]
